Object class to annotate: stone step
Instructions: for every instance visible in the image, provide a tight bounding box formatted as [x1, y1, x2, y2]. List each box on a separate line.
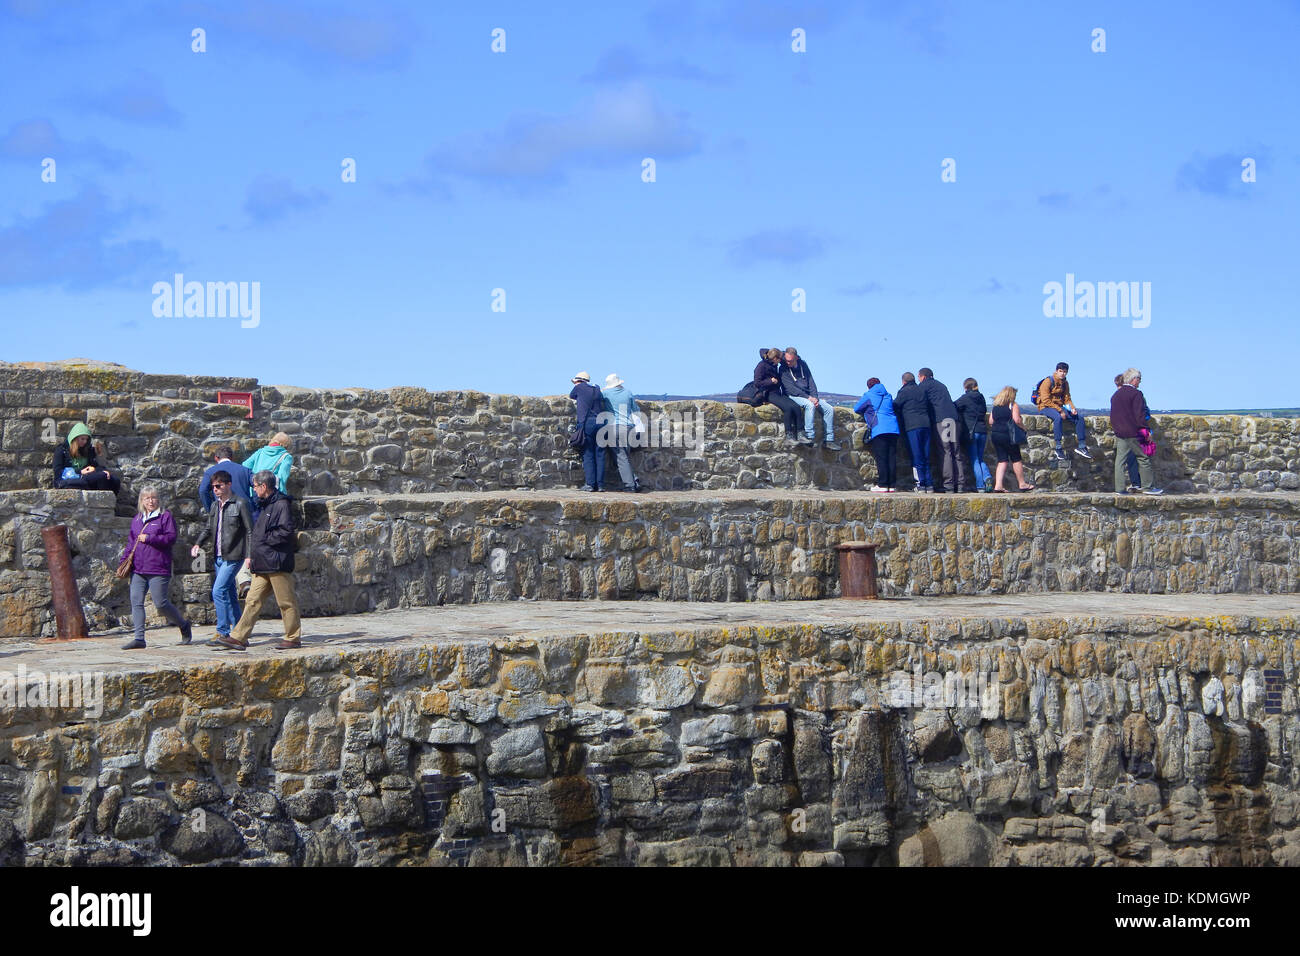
[5, 488, 1299, 639]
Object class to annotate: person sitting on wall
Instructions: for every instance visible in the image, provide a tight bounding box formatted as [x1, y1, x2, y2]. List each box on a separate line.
[752, 347, 802, 443]
[242, 432, 294, 517]
[780, 346, 840, 449]
[1034, 361, 1093, 462]
[52, 422, 121, 494]
[199, 444, 253, 512]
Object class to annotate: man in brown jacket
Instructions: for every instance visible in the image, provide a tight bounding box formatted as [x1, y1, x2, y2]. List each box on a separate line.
[1035, 361, 1092, 461]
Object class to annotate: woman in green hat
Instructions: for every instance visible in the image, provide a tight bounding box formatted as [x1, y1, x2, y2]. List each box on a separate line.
[52, 423, 121, 493]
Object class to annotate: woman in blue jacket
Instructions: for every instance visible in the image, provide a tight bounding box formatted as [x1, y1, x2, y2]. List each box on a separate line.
[854, 377, 900, 491]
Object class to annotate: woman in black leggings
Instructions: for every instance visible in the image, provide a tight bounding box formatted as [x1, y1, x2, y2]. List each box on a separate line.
[988, 386, 1035, 492]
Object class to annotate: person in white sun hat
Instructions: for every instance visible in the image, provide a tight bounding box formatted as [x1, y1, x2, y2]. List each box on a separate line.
[601, 373, 643, 492]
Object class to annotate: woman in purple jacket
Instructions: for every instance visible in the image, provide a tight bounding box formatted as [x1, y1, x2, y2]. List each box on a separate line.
[120, 484, 192, 649]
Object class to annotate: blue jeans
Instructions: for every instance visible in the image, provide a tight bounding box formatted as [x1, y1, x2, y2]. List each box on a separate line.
[969, 432, 991, 488]
[790, 396, 835, 441]
[580, 417, 605, 489]
[906, 427, 932, 488]
[212, 556, 242, 636]
[1040, 406, 1086, 448]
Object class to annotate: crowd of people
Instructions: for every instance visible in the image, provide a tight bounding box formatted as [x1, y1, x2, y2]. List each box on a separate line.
[568, 350, 1165, 497]
[50, 432, 304, 651]
[42, 362, 1164, 645]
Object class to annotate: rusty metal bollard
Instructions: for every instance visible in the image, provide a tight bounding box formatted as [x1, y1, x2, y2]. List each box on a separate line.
[835, 541, 879, 599]
[41, 524, 89, 640]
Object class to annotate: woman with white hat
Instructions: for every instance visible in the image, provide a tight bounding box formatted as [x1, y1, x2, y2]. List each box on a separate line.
[569, 372, 605, 491]
[601, 372, 642, 492]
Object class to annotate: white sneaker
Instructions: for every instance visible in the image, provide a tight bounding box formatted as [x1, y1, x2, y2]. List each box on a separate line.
[870, 485, 890, 493]
[1143, 487, 1165, 496]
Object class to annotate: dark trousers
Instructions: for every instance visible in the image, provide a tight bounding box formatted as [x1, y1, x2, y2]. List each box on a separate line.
[868, 434, 898, 487]
[580, 417, 605, 489]
[55, 469, 121, 494]
[934, 418, 968, 492]
[905, 427, 931, 489]
[765, 393, 802, 437]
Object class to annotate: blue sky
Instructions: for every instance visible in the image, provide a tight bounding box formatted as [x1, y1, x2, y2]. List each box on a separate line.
[1, 0, 1296, 409]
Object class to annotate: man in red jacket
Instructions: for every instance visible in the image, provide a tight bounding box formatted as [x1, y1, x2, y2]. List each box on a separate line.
[1110, 369, 1163, 495]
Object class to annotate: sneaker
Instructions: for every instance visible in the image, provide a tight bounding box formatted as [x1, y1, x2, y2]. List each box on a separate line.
[796, 435, 814, 445]
[207, 634, 230, 646]
[1051, 448, 1067, 461]
[120, 638, 146, 650]
[824, 441, 842, 451]
[1073, 447, 1093, 460]
[870, 485, 890, 493]
[1125, 484, 1139, 494]
[580, 485, 595, 492]
[179, 621, 193, 645]
[1142, 487, 1165, 496]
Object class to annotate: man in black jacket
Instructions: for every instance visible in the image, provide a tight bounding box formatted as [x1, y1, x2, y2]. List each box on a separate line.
[218, 470, 302, 650]
[918, 368, 969, 493]
[190, 470, 254, 646]
[894, 372, 933, 491]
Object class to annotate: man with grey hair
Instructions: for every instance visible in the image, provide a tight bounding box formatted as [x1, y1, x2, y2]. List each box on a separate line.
[217, 470, 302, 650]
[1110, 369, 1162, 495]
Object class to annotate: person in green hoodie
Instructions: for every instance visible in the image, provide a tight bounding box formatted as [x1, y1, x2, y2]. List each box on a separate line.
[51, 423, 121, 493]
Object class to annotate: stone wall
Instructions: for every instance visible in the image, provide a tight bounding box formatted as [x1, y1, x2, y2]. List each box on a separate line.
[2, 611, 1297, 866]
[5, 488, 1297, 638]
[4, 366, 1297, 515]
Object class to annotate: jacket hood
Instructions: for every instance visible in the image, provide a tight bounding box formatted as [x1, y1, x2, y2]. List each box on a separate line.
[67, 423, 92, 447]
[869, 383, 889, 396]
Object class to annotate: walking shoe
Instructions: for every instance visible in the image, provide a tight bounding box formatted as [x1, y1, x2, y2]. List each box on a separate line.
[580, 485, 595, 492]
[796, 435, 814, 445]
[870, 485, 890, 493]
[1142, 487, 1165, 496]
[1125, 484, 1139, 493]
[1073, 447, 1093, 460]
[179, 621, 193, 645]
[121, 638, 146, 650]
[824, 441, 842, 451]
[273, 639, 302, 650]
[215, 635, 248, 651]
[207, 634, 231, 646]
[1051, 448, 1067, 461]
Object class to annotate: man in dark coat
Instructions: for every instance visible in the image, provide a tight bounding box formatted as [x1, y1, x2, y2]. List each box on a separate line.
[218, 470, 302, 650]
[918, 368, 969, 493]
